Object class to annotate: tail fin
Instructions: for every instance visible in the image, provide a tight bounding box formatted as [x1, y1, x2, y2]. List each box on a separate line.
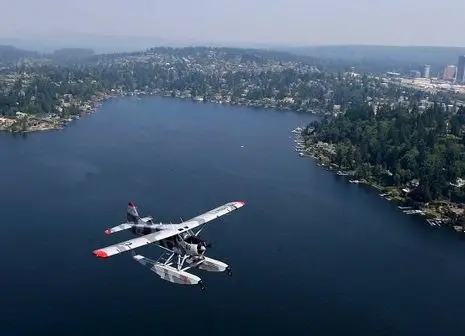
[127, 201, 141, 223]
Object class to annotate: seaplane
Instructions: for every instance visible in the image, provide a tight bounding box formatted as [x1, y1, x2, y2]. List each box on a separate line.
[92, 200, 246, 290]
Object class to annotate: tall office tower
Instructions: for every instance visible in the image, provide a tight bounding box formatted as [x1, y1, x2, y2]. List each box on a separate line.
[457, 56, 465, 84]
[443, 65, 457, 81]
[420, 64, 431, 78]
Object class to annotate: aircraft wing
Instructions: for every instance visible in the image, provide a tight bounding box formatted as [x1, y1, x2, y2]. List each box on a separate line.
[177, 201, 245, 232]
[93, 229, 179, 258]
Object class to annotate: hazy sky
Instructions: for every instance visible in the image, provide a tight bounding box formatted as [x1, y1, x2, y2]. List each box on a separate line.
[1, 0, 464, 46]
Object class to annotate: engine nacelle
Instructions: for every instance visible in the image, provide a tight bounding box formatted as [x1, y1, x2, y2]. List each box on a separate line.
[183, 242, 205, 256]
[182, 236, 209, 256]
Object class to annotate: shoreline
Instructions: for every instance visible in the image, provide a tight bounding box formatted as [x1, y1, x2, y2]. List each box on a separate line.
[0, 91, 118, 134]
[291, 126, 465, 233]
[0, 89, 324, 134]
[5, 91, 463, 232]
[6, 89, 461, 233]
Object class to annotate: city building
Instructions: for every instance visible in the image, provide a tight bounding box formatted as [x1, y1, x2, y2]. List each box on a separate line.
[386, 72, 401, 78]
[457, 56, 465, 84]
[420, 64, 431, 78]
[443, 65, 457, 81]
[408, 70, 421, 78]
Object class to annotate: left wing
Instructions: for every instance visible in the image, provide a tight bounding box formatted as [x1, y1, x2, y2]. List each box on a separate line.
[93, 229, 179, 258]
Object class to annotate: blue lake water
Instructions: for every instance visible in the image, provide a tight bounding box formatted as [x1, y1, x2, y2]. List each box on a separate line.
[1, 96, 465, 335]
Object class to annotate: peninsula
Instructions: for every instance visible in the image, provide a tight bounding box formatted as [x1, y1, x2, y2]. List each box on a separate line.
[299, 103, 465, 231]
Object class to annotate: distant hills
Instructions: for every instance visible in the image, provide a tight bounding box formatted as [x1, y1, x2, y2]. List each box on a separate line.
[51, 48, 95, 61]
[1, 38, 465, 75]
[0, 45, 41, 63]
[0, 33, 179, 54]
[0, 45, 97, 65]
[277, 45, 465, 74]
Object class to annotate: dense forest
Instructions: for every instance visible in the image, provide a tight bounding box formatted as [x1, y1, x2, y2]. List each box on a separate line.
[0, 65, 99, 116]
[305, 104, 465, 203]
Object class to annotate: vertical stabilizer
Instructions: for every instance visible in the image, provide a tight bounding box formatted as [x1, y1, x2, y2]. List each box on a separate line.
[127, 201, 141, 223]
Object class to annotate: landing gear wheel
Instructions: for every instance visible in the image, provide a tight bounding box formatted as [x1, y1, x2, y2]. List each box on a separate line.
[199, 281, 206, 291]
[226, 267, 232, 276]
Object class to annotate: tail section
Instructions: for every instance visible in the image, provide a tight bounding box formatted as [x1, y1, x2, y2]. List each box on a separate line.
[103, 201, 155, 236]
[127, 201, 141, 224]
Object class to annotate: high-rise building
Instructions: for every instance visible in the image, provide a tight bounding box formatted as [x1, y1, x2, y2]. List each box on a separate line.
[420, 64, 431, 78]
[408, 70, 421, 78]
[443, 65, 457, 81]
[457, 56, 465, 84]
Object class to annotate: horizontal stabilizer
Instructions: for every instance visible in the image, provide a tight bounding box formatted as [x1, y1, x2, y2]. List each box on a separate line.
[104, 223, 133, 235]
[104, 216, 153, 235]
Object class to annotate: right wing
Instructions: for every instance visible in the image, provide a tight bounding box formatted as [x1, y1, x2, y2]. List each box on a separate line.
[171, 201, 245, 233]
[93, 229, 178, 258]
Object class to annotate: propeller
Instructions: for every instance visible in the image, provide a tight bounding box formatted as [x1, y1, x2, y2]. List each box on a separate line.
[197, 240, 212, 254]
[197, 244, 207, 254]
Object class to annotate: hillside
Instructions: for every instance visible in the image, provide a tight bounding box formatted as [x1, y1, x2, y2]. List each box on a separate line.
[0, 45, 41, 64]
[51, 48, 95, 61]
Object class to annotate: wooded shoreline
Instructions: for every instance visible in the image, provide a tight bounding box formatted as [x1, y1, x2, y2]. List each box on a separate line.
[293, 103, 465, 233]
